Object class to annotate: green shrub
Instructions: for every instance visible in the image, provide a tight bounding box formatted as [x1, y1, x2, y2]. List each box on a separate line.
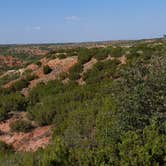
[28, 84, 95, 126]
[10, 120, 34, 133]
[0, 108, 8, 121]
[111, 47, 124, 57]
[83, 59, 121, 84]
[69, 63, 83, 74]
[0, 141, 13, 153]
[118, 125, 166, 166]
[59, 72, 69, 80]
[28, 99, 56, 125]
[28, 80, 65, 106]
[57, 53, 67, 59]
[69, 63, 83, 81]
[24, 74, 38, 82]
[78, 48, 93, 64]
[9, 79, 29, 92]
[67, 51, 78, 57]
[112, 56, 166, 132]
[0, 93, 27, 121]
[7, 94, 28, 112]
[69, 72, 81, 81]
[94, 48, 109, 60]
[43, 65, 52, 74]
[0, 73, 20, 87]
[36, 61, 42, 66]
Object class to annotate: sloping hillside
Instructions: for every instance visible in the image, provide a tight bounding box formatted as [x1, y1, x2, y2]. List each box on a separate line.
[0, 38, 166, 165]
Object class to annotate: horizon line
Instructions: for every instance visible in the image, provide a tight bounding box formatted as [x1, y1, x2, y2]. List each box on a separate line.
[0, 36, 164, 46]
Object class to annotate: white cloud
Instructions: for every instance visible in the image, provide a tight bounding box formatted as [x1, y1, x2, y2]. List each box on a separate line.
[65, 16, 80, 21]
[32, 26, 41, 30]
[25, 26, 41, 31]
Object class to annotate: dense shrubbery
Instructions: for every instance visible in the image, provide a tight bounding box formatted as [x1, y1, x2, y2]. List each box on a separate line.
[0, 141, 13, 154]
[0, 93, 27, 121]
[94, 47, 111, 60]
[78, 48, 93, 64]
[0, 73, 20, 87]
[83, 59, 121, 84]
[69, 63, 83, 80]
[28, 97, 57, 125]
[112, 56, 166, 133]
[28, 83, 97, 126]
[0, 41, 166, 165]
[118, 125, 166, 166]
[0, 107, 8, 121]
[125, 43, 166, 63]
[57, 53, 67, 59]
[3, 72, 37, 93]
[111, 46, 124, 57]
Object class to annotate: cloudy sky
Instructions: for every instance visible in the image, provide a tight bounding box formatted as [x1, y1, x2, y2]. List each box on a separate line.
[0, 0, 166, 44]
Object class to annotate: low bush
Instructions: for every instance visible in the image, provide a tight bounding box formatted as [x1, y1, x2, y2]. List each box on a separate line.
[9, 79, 29, 92]
[28, 99, 57, 125]
[0, 93, 27, 121]
[0, 108, 8, 121]
[10, 120, 34, 133]
[83, 59, 121, 84]
[111, 47, 124, 57]
[59, 72, 69, 80]
[57, 53, 67, 59]
[36, 61, 42, 67]
[43, 65, 52, 74]
[78, 48, 93, 64]
[69, 63, 83, 81]
[0, 141, 13, 153]
[69, 63, 83, 74]
[94, 48, 109, 60]
[24, 74, 38, 82]
[0, 73, 20, 87]
[69, 72, 81, 81]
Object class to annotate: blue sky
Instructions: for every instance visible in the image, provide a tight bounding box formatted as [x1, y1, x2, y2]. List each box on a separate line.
[0, 0, 166, 44]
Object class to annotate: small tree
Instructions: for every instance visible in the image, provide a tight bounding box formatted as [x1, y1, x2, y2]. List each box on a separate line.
[43, 65, 52, 74]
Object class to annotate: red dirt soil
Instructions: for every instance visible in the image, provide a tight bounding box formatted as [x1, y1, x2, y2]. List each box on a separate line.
[9, 47, 49, 56]
[22, 56, 78, 95]
[0, 114, 52, 152]
[3, 56, 77, 95]
[0, 55, 22, 67]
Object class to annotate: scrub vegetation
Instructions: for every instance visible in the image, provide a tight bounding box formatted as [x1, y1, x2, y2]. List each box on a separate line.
[0, 38, 166, 166]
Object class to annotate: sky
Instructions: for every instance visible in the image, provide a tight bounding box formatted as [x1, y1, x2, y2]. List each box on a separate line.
[0, 0, 166, 44]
